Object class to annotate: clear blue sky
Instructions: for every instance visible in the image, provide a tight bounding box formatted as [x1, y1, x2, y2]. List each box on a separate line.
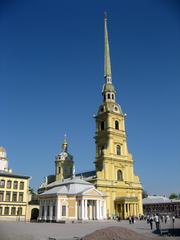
[0, 0, 180, 196]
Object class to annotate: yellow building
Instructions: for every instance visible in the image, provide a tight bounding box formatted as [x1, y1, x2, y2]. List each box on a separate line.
[89, 15, 143, 219]
[0, 147, 30, 221]
[38, 15, 143, 221]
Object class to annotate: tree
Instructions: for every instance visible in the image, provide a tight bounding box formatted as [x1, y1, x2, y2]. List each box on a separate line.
[169, 193, 178, 199]
[142, 189, 148, 199]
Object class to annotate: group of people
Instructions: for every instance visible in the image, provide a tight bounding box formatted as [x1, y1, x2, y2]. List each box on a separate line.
[146, 214, 176, 230]
[128, 216, 136, 224]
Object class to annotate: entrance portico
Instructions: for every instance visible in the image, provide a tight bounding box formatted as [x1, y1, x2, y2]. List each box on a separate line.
[115, 197, 138, 219]
[78, 198, 106, 220]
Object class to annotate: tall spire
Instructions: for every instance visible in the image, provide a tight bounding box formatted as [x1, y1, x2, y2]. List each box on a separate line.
[104, 12, 112, 83]
[62, 134, 68, 152]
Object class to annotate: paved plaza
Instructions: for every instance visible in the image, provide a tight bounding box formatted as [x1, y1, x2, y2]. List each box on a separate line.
[0, 219, 180, 240]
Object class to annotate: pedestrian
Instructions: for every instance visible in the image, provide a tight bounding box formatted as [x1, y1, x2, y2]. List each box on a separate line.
[172, 216, 175, 224]
[132, 216, 135, 224]
[129, 216, 132, 224]
[149, 216, 153, 230]
[154, 214, 160, 231]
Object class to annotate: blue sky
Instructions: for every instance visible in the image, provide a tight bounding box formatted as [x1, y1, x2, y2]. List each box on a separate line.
[0, 0, 179, 196]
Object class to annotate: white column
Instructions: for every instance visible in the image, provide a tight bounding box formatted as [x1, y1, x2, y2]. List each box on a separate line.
[103, 200, 107, 219]
[38, 201, 42, 221]
[56, 198, 61, 221]
[44, 201, 47, 221]
[99, 200, 102, 219]
[84, 199, 88, 220]
[96, 200, 99, 219]
[49, 202, 53, 221]
[81, 199, 84, 220]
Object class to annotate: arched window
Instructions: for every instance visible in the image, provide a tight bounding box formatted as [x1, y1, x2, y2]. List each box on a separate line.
[115, 120, 119, 130]
[100, 121, 105, 130]
[99, 146, 104, 156]
[107, 93, 110, 99]
[116, 145, 121, 155]
[117, 170, 123, 181]
[112, 94, 114, 100]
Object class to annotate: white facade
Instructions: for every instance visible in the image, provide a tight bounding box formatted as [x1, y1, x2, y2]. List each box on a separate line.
[38, 178, 107, 221]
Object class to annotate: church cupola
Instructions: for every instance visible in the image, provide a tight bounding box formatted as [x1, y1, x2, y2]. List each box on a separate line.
[55, 135, 74, 181]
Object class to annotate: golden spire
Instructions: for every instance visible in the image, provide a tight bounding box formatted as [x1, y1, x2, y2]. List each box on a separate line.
[62, 134, 68, 152]
[104, 12, 112, 83]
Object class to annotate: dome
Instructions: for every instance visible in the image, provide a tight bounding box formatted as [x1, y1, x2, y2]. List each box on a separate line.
[0, 146, 6, 153]
[57, 151, 73, 161]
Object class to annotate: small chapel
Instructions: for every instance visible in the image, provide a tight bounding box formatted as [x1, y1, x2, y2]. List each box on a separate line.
[38, 14, 143, 221]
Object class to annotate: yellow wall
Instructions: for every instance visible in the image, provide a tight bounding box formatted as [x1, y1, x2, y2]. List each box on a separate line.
[94, 110, 143, 218]
[0, 174, 29, 221]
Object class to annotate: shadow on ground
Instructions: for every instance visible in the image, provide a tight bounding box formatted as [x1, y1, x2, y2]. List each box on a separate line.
[153, 228, 180, 237]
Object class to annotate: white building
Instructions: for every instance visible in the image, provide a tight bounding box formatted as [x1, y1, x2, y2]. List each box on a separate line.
[38, 177, 106, 222]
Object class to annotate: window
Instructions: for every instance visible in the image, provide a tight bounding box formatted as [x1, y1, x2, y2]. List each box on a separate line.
[99, 146, 104, 156]
[11, 207, 16, 215]
[6, 192, 11, 202]
[100, 121, 105, 130]
[116, 145, 121, 155]
[0, 180, 5, 188]
[62, 205, 66, 216]
[107, 93, 110, 99]
[19, 193, 23, 202]
[115, 120, 119, 130]
[19, 182, 24, 190]
[0, 191, 4, 201]
[117, 170, 123, 181]
[12, 192, 17, 202]
[13, 181, 18, 189]
[112, 94, 114, 100]
[58, 167, 61, 174]
[4, 207, 9, 215]
[7, 180, 12, 189]
[17, 207, 22, 216]
[0, 207, 2, 215]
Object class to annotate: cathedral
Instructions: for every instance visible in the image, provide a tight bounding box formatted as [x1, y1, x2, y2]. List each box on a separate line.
[38, 15, 143, 221]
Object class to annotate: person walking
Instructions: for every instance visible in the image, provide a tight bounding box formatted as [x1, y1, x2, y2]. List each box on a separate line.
[154, 214, 160, 231]
[149, 216, 154, 230]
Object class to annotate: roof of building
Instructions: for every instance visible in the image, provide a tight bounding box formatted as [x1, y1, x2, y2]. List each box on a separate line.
[0, 170, 30, 179]
[40, 177, 99, 196]
[143, 195, 180, 204]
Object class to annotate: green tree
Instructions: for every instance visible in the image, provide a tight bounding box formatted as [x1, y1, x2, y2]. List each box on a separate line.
[142, 189, 148, 199]
[169, 193, 178, 199]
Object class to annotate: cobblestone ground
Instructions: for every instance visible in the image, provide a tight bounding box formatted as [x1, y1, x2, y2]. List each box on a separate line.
[0, 219, 179, 240]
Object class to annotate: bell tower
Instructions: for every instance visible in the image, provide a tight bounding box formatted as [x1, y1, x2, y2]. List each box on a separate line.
[55, 135, 74, 181]
[94, 14, 143, 219]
